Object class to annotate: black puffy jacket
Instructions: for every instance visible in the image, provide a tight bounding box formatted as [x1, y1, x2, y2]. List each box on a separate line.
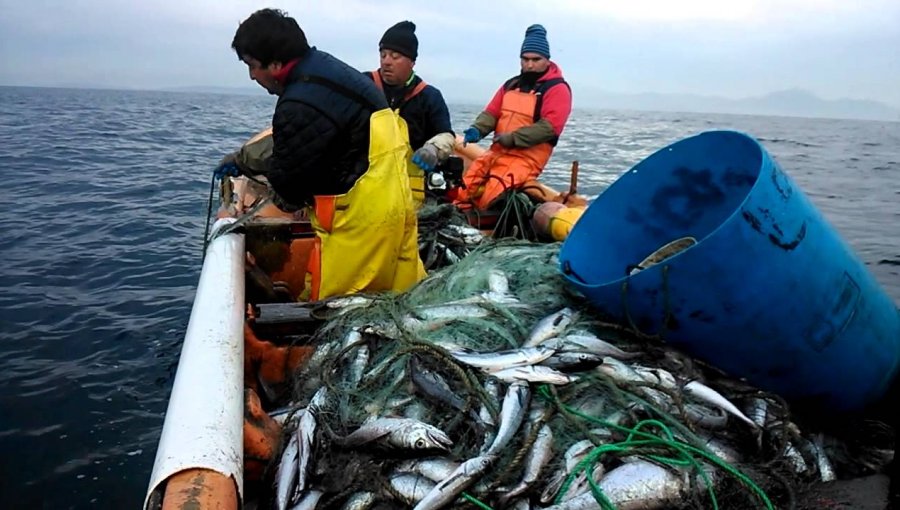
[268, 48, 388, 207]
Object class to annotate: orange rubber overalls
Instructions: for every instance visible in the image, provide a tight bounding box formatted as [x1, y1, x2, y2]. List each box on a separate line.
[453, 88, 554, 210]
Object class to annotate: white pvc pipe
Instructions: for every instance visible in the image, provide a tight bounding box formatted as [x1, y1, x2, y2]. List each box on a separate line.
[145, 218, 245, 509]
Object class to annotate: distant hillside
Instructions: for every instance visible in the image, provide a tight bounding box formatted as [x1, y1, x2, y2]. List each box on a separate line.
[575, 88, 900, 122]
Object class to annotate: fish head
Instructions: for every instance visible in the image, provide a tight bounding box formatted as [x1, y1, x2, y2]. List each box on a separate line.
[411, 427, 454, 452]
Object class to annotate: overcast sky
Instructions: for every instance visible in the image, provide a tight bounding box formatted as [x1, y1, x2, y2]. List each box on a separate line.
[2, 0, 898, 107]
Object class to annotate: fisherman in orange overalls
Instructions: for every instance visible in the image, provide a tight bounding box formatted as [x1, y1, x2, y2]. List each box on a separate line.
[451, 24, 573, 211]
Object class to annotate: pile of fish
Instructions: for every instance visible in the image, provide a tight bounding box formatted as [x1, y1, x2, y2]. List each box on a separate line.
[262, 241, 891, 510]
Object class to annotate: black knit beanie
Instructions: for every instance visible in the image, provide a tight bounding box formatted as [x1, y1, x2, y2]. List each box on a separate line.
[379, 21, 418, 60]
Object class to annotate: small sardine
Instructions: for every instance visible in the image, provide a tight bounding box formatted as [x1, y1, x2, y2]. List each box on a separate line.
[811, 434, 836, 482]
[415, 303, 492, 321]
[341, 491, 376, 510]
[485, 382, 531, 455]
[413, 454, 496, 510]
[389, 473, 436, 506]
[295, 407, 317, 497]
[325, 295, 373, 309]
[292, 489, 324, 510]
[347, 345, 369, 388]
[543, 334, 640, 360]
[489, 365, 577, 385]
[632, 366, 678, 390]
[334, 417, 453, 452]
[524, 307, 577, 347]
[409, 356, 481, 426]
[546, 460, 685, 510]
[395, 457, 461, 482]
[558, 464, 606, 503]
[498, 423, 554, 504]
[684, 381, 756, 428]
[451, 345, 557, 370]
[487, 269, 510, 295]
[275, 428, 300, 510]
[446, 224, 485, 244]
[541, 351, 605, 372]
[683, 403, 728, 429]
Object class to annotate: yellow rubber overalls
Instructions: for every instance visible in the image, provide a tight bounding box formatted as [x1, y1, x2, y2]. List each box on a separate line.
[304, 108, 426, 300]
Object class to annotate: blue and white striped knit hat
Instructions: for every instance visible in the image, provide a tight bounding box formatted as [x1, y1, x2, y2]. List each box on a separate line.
[520, 24, 550, 59]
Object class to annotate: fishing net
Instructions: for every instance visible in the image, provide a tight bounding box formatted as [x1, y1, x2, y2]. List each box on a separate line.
[252, 234, 893, 510]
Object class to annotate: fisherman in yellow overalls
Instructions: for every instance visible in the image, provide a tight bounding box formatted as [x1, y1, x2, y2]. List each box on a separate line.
[218, 9, 427, 481]
[223, 8, 425, 301]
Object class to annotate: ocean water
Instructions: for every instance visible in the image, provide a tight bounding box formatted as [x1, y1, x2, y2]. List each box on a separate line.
[0, 86, 897, 508]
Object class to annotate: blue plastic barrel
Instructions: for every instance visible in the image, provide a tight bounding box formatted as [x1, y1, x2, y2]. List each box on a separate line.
[559, 130, 900, 411]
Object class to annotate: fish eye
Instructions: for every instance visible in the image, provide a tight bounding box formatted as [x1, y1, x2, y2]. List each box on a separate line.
[415, 438, 426, 448]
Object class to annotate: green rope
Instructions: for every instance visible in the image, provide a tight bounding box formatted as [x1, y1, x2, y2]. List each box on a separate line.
[462, 492, 494, 510]
[537, 386, 774, 510]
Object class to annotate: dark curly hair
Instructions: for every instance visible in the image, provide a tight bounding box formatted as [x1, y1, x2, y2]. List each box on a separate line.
[231, 8, 310, 66]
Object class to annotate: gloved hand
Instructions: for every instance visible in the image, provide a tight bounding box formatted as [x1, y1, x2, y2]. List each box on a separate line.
[493, 132, 516, 148]
[213, 152, 242, 180]
[462, 127, 482, 146]
[412, 144, 440, 172]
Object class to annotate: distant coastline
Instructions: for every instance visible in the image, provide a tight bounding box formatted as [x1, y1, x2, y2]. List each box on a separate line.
[2, 84, 897, 123]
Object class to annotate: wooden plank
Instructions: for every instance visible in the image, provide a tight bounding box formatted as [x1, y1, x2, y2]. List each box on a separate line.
[254, 303, 317, 325]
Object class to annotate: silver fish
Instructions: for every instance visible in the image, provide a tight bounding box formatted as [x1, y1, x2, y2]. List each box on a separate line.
[325, 295, 373, 309]
[743, 397, 769, 429]
[498, 423, 554, 504]
[291, 489, 324, 510]
[395, 457, 461, 482]
[389, 473, 436, 505]
[478, 378, 501, 453]
[340, 491, 376, 510]
[487, 268, 510, 295]
[683, 381, 756, 428]
[446, 224, 485, 244]
[543, 334, 639, 360]
[489, 365, 577, 385]
[334, 417, 453, 452]
[508, 499, 532, 510]
[347, 345, 369, 388]
[546, 460, 686, 510]
[558, 464, 606, 503]
[295, 407, 317, 497]
[525, 307, 577, 347]
[451, 345, 557, 370]
[632, 366, 678, 390]
[413, 454, 496, 510]
[409, 357, 481, 426]
[811, 434, 836, 482]
[275, 427, 300, 510]
[485, 382, 531, 455]
[541, 351, 605, 371]
[415, 303, 492, 321]
[683, 403, 728, 429]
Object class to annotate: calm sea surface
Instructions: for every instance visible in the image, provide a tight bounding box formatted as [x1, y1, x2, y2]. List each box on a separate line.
[0, 86, 897, 508]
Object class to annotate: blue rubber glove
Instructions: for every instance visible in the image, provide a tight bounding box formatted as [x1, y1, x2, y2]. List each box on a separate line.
[412, 144, 439, 172]
[213, 161, 241, 180]
[462, 127, 482, 146]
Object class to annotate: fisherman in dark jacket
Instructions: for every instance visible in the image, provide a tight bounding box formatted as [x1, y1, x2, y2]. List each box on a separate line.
[227, 8, 424, 300]
[366, 21, 455, 206]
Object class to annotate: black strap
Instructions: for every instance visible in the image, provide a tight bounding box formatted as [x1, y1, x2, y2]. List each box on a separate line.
[533, 78, 569, 122]
[298, 74, 381, 113]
